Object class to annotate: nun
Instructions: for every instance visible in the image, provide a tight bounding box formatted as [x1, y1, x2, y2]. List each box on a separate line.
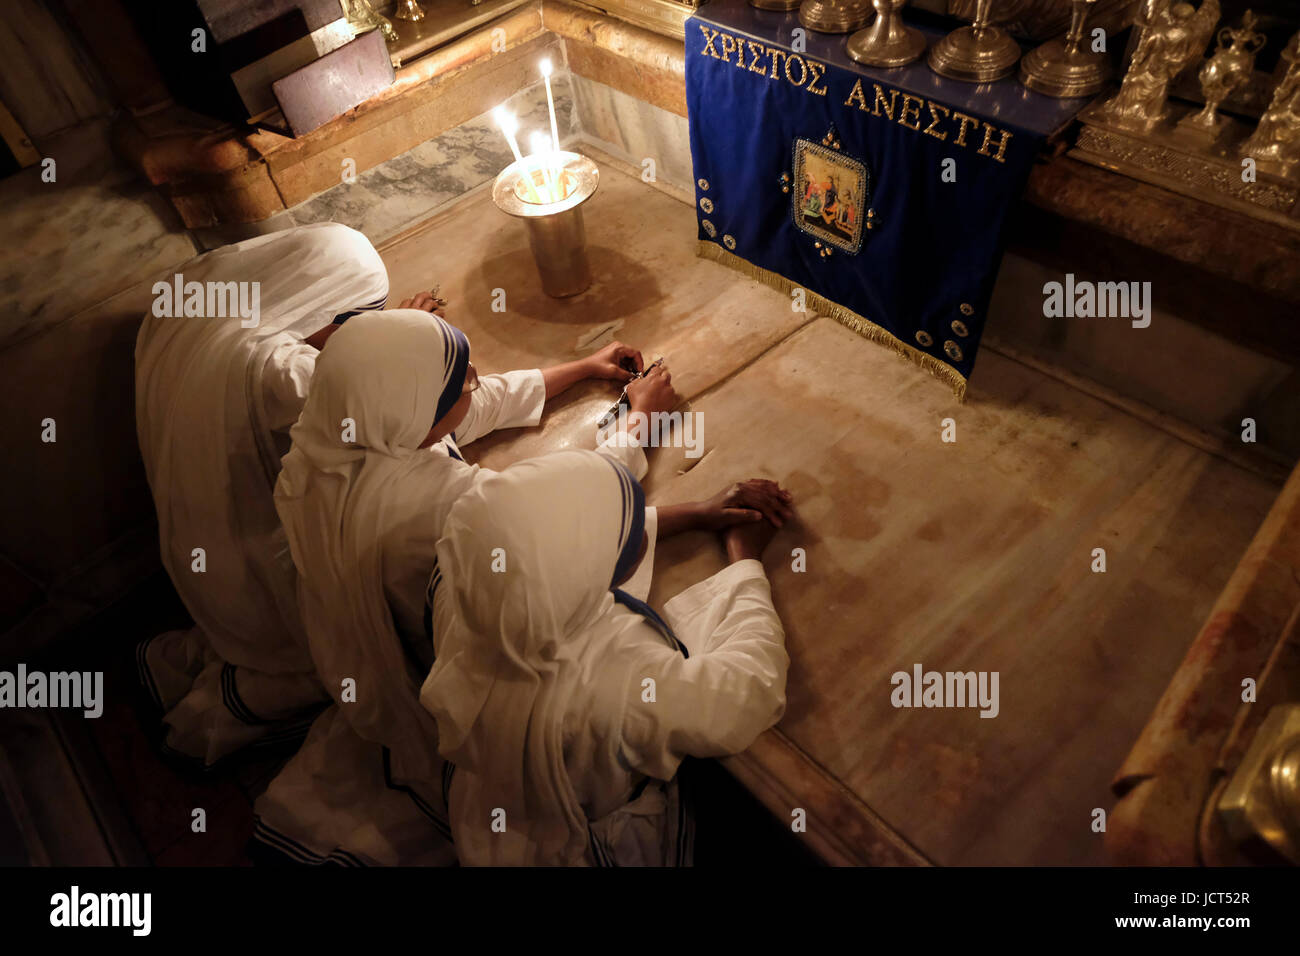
[135, 222, 393, 767]
[254, 309, 670, 864]
[420, 450, 792, 866]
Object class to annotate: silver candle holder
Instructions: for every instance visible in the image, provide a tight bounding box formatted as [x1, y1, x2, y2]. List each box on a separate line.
[927, 0, 1021, 83]
[492, 152, 600, 299]
[1020, 0, 1112, 98]
[847, 0, 927, 68]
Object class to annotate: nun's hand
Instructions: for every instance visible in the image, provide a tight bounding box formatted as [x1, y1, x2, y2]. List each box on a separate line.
[398, 290, 447, 318]
[697, 479, 794, 530]
[625, 364, 678, 416]
[585, 341, 643, 382]
[724, 517, 779, 564]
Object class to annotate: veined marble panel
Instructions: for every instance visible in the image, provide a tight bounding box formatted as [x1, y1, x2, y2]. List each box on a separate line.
[287, 79, 578, 244]
[569, 73, 693, 198]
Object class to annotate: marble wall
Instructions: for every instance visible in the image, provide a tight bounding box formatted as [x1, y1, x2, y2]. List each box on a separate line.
[286, 79, 579, 244]
[568, 73, 693, 200]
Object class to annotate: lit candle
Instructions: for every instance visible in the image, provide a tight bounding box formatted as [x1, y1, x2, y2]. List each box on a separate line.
[529, 132, 560, 203]
[539, 58, 561, 162]
[492, 106, 543, 203]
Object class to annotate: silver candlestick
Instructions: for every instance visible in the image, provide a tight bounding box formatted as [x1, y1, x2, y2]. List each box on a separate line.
[847, 0, 927, 68]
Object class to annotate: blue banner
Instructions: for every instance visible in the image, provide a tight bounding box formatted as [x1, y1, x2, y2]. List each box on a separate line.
[686, 0, 1085, 398]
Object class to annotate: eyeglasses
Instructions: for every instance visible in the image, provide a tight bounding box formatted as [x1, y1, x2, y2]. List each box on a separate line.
[462, 363, 480, 395]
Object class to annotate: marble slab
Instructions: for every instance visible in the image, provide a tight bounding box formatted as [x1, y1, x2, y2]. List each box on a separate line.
[378, 161, 1280, 864]
[0, 119, 197, 350]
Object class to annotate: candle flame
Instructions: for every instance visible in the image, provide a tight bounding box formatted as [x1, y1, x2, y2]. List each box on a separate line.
[492, 106, 517, 136]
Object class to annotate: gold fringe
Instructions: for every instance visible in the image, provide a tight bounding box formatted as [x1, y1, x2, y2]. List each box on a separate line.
[695, 240, 968, 402]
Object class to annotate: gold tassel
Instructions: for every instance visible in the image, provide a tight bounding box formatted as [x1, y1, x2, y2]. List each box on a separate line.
[695, 241, 968, 402]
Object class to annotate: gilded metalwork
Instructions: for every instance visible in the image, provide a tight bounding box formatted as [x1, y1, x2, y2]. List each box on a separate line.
[393, 0, 426, 21]
[342, 0, 399, 42]
[927, 0, 1022, 83]
[1218, 704, 1300, 864]
[847, 1, 928, 69]
[698, 177, 711, 191]
[589, 0, 699, 41]
[1241, 30, 1300, 179]
[1019, 0, 1112, 98]
[952, 319, 970, 336]
[943, 339, 964, 360]
[752, 0, 802, 10]
[915, 330, 934, 347]
[1176, 11, 1266, 143]
[1071, 117, 1300, 231]
[700, 197, 715, 213]
[1095, 0, 1220, 133]
[702, 219, 717, 237]
[960, 302, 974, 315]
[724, 234, 737, 249]
[799, 0, 874, 36]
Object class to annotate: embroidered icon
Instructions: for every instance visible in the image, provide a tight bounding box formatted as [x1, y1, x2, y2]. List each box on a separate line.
[791, 138, 869, 255]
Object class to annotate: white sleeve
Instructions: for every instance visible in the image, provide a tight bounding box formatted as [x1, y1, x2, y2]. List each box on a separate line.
[261, 338, 317, 432]
[619, 507, 657, 602]
[620, 560, 788, 779]
[453, 368, 546, 446]
[594, 431, 648, 481]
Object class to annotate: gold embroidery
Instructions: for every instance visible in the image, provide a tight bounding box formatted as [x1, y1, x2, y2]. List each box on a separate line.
[700, 197, 714, 213]
[952, 112, 980, 148]
[959, 302, 974, 315]
[898, 94, 924, 131]
[701, 219, 716, 237]
[806, 60, 829, 96]
[697, 178, 709, 191]
[916, 330, 934, 347]
[723, 234, 737, 250]
[702, 33, 1007, 164]
[977, 125, 1013, 164]
[784, 53, 807, 87]
[923, 102, 950, 141]
[699, 25, 720, 59]
[943, 339, 964, 361]
[951, 319, 969, 337]
[844, 78, 869, 111]
[719, 33, 737, 64]
[767, 47, 788, 80]
[694, 242, 969, 400]
[872, 84, 899, 121]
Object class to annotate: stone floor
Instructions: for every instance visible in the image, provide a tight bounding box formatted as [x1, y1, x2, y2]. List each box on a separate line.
[380, 157, 1281, 865]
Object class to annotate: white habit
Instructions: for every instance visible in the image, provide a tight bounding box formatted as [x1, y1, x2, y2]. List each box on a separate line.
[134, 222, 389, 766]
